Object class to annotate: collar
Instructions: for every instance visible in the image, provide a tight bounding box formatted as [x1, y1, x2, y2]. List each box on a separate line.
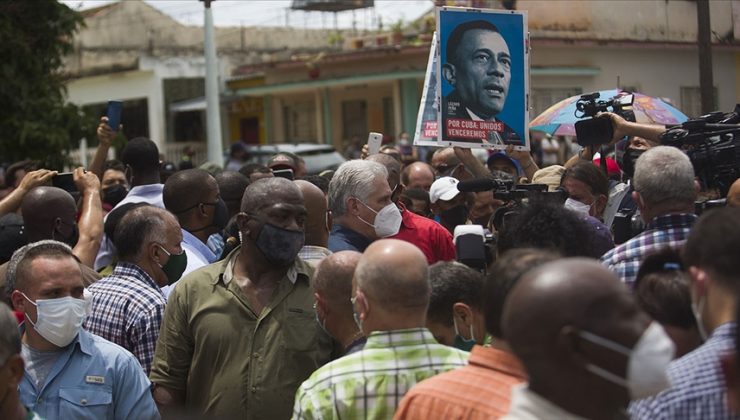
[127, 183, 164, 195]
[709, 322, 736, 341]
[396, 202, 415, 229]
[645, 213, 697, 231]
[468, 345, 527, 380]
[363, 327, 438, 350]
[299, 245, 333, 257]
[331, 223, 373, 246]
[508, 384, 587, 420]
[219, 246, 309, 286]
[182, 228, 218, 263]
[112, 261, 162, 293]
[466, 108, 484, 121]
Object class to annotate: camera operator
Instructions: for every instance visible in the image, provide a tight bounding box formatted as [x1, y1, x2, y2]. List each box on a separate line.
[600, 146, 698, 289]
[566, 112, 666, 232]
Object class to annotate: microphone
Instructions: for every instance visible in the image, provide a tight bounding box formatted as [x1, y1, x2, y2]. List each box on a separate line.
[457, 178, 505, 193]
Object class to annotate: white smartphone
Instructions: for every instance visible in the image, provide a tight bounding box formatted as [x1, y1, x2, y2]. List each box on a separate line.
[367, 132, 383, 155]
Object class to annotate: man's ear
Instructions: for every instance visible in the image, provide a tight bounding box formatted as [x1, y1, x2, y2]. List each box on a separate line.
[10, 290, 27, 313]
[442, 63, 457, 87]
[632, 191, 646, 213]
[326, 210, 333, 233]
[347, 197, 361, 216]
[314, 292, 328, 316]
[236, 212, 250, 234]
[452, 302, 473, 326]
[688, 266, 708, 298]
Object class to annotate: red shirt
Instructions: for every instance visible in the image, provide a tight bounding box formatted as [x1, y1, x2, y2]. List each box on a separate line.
[395, 345, 527, 420]
[391, 203, 456, 264]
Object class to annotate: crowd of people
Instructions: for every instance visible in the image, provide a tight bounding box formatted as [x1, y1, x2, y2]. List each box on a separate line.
[1, 111, 740, 420]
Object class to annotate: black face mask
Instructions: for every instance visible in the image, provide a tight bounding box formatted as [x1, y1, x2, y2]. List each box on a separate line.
[441, 204, 469, 228]
[621, 147, 646, 180]
[102, 184, 128, 207]
[188, 198, 229, 233]
[249, 219, 305, 267]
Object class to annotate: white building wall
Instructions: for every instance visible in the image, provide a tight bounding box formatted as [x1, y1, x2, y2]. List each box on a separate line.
[65, 69, 166, 147]
[531, 46, 737, 114]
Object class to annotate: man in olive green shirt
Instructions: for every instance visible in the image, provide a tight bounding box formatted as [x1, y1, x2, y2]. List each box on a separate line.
[150, 177, 338, 419]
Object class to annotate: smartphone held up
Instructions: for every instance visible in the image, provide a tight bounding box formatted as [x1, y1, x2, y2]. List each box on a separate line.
[106, 100, 123, 132]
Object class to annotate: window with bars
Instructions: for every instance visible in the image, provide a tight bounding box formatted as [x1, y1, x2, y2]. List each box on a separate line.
[530, 87, 583, 119]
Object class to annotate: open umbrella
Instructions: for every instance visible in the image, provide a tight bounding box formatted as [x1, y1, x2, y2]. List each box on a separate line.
[529, 89, 689, 136]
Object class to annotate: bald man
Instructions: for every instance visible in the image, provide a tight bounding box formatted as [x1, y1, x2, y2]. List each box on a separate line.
[163, 169, 227, 292]
[728, 178, 740, 208]
[1, 170, 104, 291]
[293, 239, 468, 419]
[501, 259, 675, 419]
[401, 162, 435, 192]
[312, 251, 365, 355]
[151, 177, 336, 419]
[295, 180, 332, 267]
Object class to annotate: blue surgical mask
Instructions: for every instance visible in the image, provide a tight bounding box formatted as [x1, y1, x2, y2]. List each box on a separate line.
[452, 317, 476, 351]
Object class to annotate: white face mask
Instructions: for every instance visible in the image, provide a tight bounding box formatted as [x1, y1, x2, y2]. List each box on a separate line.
[22, 293, 88, 348]
[565, 197, 592, 216]
[579, 321, 675, 400]
[357, 201, 402, 238]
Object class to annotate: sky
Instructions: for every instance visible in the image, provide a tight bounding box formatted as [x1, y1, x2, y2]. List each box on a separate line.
[60, 0, 434, 30]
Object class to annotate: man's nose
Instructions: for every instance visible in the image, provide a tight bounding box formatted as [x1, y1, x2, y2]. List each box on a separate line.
[486, 60, 503, 76]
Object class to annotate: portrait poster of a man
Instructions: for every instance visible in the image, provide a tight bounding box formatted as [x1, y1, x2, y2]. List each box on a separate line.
[437, 7, 529, 150]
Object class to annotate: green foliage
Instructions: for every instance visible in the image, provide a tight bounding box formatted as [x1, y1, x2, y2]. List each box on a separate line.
[0, 0, 93, 170]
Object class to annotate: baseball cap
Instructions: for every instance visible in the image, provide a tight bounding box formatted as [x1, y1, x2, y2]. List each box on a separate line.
[429, 176, 461, 204]
[593, 157, 622, 178]
[487, 152, 523, 176]
[268, 152, 299, 171]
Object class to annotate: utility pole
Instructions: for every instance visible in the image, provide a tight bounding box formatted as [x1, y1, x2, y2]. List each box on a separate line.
[697, 0, 714, 115]
[202, 0, 224, 167]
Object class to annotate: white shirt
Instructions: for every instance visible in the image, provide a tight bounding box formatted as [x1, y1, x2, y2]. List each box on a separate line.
[94, 184, 165, 270]
[502, 384, 587, 420]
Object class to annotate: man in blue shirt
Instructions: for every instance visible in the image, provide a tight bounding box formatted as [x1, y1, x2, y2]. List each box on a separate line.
[327, 160, 400, 252]
[8, 240, 159, 420]
[162, 169, 225, 295]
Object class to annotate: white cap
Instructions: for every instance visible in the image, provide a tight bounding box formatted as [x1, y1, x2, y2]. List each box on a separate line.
[429, 176, 460, 204]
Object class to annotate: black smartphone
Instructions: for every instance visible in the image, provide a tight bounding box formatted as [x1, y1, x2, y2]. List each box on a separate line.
[107, 100, 123, 132]
[52, 173, 77, 193]
[575, 117, 614, 147]
[272, 168, 294, 181]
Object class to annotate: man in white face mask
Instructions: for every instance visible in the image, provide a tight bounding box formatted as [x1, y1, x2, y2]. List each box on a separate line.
[502, 258, 675, 420]
[631, 207, 740, 419]
[327, 160, 402, 253]
[8, 240, 158, 419]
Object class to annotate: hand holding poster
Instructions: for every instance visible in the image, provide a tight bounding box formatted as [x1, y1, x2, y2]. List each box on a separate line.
[437, 7, 529, 150]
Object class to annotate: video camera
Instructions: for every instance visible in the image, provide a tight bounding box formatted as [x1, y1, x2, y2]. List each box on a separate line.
[574, 92, 636, 147]
[660, 105, 740, 197]
[457, 177, 568, 233]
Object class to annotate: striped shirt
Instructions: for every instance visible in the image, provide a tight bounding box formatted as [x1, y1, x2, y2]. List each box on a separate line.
[292, 328, 469, 420]
[84, 262, 166, 373]
[629, 322, 738, 419]
[600, 213, 696, 289]
[395, 345, 526, 419]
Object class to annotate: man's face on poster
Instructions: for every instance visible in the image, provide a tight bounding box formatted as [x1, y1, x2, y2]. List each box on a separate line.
[447, 28, 511, 119]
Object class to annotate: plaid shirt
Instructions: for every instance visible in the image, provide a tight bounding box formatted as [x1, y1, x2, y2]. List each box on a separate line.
[292, 328, 469, 420]
[629, 322, 737, 419]
[600, 213, 697, 289]
[84, 262, 166, 373]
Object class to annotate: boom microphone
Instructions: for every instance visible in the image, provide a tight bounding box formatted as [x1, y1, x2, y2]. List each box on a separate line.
[457, 178, 504, 192]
